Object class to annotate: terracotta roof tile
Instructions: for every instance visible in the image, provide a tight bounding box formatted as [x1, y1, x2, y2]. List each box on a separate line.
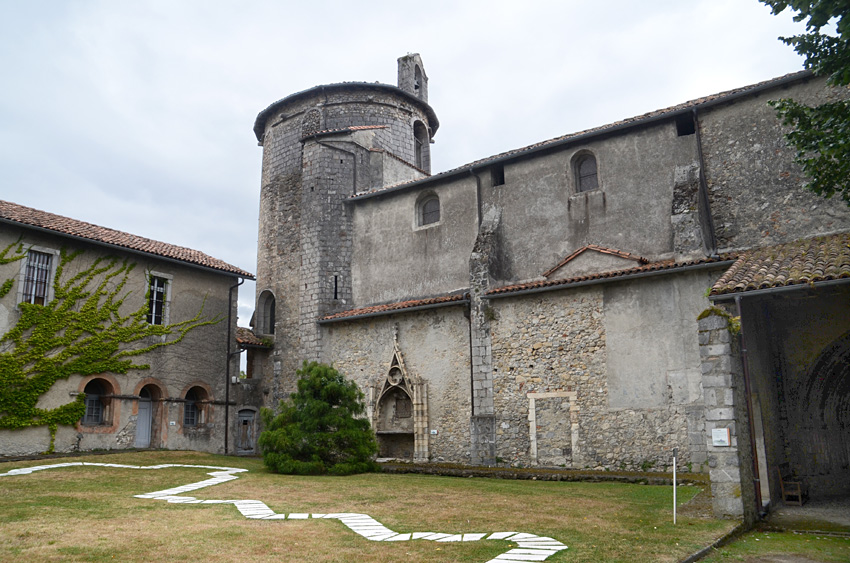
[543, 245, 648, 278]
[321, 293, 468, 322]
[0, 200, 254, 278]
[351, 71, 812, 200]
[236, 327, 271, 347]
[489, 255, 735, 297]
[710, 233, 850, 296]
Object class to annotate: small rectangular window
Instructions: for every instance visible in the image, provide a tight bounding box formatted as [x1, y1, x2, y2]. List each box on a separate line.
[491, 165, 505, 187]
[22, 250, 52, 305]
[147, 276, 167, 325]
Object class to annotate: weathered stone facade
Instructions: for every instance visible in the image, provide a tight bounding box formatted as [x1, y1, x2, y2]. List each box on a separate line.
[251, 55, 850, 518]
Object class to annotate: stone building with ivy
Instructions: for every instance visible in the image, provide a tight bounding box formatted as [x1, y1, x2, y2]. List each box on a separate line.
[247, 54, 850, 521]
[0, 200, 257, 456]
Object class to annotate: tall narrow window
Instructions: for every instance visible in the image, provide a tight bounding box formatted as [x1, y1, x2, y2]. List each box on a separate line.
[413, 121, 429, 171]
[184, 389, 198, 427]
[576, 154, 599, 192]
[22, 250, 52, 305]
[147, 276, 167, 325]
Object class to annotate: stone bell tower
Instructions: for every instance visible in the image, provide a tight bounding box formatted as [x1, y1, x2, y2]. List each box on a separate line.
[251, 55, 439, 402]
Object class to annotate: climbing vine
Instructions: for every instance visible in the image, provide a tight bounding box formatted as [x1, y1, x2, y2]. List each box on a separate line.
[0, 247, 221, 452]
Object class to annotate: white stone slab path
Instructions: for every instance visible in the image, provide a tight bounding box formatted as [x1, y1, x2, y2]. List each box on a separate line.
[0, 462, 568, 562]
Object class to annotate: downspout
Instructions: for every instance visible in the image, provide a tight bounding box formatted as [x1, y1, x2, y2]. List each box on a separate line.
[693, 108, 718, 256]
[465, 298, 475, 416]
[225, 276, 245, 455]
[734, 294, 764, 517]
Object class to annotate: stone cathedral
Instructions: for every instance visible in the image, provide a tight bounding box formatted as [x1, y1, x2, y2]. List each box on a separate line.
[248, 54, 850, 520]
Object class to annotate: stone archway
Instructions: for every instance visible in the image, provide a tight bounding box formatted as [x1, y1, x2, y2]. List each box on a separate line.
[795, 329, 850, 497]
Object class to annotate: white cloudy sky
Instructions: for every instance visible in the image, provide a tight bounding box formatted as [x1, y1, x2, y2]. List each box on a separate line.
[1, 0, 809, 325]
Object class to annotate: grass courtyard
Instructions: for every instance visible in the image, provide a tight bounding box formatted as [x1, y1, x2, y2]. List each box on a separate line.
[0, 451, 846, 562]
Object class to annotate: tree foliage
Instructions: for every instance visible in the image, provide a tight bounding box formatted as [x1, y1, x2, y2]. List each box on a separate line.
[259, 362, 379, 476]
[761, 1, 850, 205]
[0, 243, 219, 451]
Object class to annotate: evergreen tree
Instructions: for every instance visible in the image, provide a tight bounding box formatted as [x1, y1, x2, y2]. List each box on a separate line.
[259, 361, 379, 476]
[761, 1, 850, 205]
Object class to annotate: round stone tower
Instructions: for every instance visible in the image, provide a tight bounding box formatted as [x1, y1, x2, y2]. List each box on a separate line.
[252, 54, 439, 401]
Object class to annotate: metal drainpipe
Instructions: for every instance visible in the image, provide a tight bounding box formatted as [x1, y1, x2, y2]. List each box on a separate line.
[225, 277, 245, 455]
[734, 294, 764, 516]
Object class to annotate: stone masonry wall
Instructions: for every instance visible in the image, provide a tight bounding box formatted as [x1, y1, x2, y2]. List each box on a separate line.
[322, 306, 472, 463]
[490, 287, 698, 472]
[698, 310, 756, 521]
[700, 76, 850, 252]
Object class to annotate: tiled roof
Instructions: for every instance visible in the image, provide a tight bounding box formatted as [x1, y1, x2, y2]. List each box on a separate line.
[351, 70, 813, 200]
[488, 255, 735, 297]
[254, 82, 440, 142]
[542, 245, 648, 278]
[0, 200, 254, 278]
[236, 327, 271, 348]
[710, 233, 850, 297]
[320, 293, 468, 322]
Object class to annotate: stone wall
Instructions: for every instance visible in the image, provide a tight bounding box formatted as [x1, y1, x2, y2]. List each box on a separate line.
[697, 310, 755, 521]
[489, 276, 713, 473]
[700, 76, 850, 252]
[322, 306, 472, 463]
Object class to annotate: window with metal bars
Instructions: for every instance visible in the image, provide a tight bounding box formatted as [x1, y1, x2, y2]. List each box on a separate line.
[22, 250, 52, 305]
[147, 276, 167, 325]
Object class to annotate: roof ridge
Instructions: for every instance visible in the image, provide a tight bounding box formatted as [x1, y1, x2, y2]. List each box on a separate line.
[351, 70, 813, 200]
[0, 199, 254, 278]
[542, 244, 649, 278]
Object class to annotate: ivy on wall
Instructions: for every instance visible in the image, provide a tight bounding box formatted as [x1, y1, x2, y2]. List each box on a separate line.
[0, 244, 221, 452]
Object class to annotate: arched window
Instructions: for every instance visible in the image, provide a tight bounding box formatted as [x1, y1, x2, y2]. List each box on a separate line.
[82, 379, 114, 425]
[575, 153, 599, 192]
[418, 194, 440, 226]
[184, 386, 209, 427]
[413, 121, 429, 171]
[256, 290, 276, 335]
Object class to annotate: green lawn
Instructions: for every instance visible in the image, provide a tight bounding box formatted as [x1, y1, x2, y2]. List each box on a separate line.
[701, 529, 850, 562]
[0, 451, 735, 562]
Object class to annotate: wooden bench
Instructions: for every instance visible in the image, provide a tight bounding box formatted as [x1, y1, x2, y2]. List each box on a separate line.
[777, 463, 805, 506]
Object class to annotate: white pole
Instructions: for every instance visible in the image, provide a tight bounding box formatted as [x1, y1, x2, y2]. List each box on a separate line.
[673, 447, 678, 525]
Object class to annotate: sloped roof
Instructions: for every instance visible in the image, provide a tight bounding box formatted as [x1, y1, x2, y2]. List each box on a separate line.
[350, 70, 813, 201]
[0, 200, 254, 278]
[710, 233, 850, 297]
[254, 82, 439, 142]
[236, 327, 271, 348]
[542, 245, 648, 278]
[488, 255, 735, 297]
[320, 293, 468, 323]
